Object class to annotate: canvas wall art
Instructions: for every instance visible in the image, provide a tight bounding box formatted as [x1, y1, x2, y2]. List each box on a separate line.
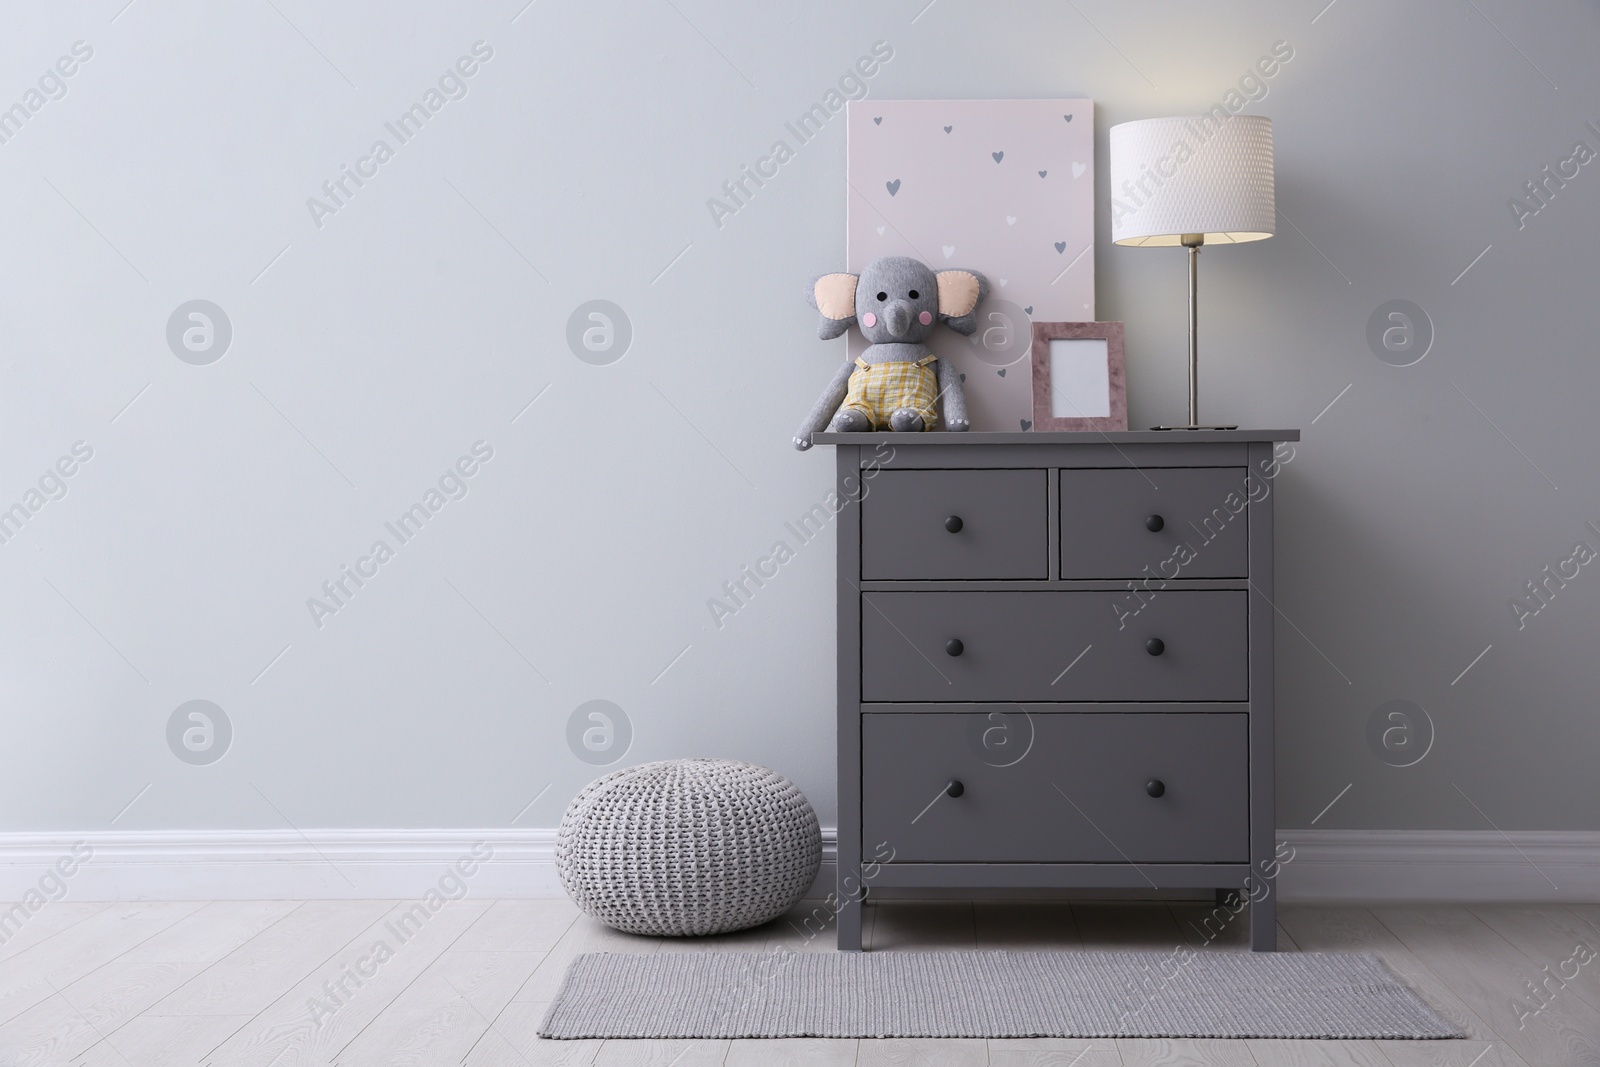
[846, 99, 1096, 431]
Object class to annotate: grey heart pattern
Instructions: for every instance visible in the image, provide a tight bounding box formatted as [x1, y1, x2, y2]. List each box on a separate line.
[1064, 114, 1073, 122]
[1024, 306, 1034, 315]
[959, 373, 966, 382]
[886, 179, 901, 196]
[1021, 419, 1032, 430]
[997, 368, 1006, 377]
[1038, 170, 1047, 178]
[874, 116, 883, 125]
[943, 125, 952, 133]
[1054, 241, 1066, 253]
[992, 151, 1004, 163]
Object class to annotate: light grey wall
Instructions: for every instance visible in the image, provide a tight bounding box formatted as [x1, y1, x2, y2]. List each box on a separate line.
[1, 0, 1595, 835]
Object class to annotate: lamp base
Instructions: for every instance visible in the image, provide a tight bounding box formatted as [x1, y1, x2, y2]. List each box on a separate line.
[1150, 424, 1239, 431]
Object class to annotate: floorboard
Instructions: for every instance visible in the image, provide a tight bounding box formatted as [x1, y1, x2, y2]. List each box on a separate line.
[1169, 900, 1253, 952]
[1469, 904, 1600, 1017]
[973, 900, 1082, 950]
[594, 1037, 731, 1065]
[988, 1036, 1122, 1066]
[1072, 901, 1186, 951]
[724, 1036, 859, 1065]
[0, 901, 204, 1027]
[145, 899, 389, 1017]
[866, 901, 976, 951]
[0, 903, 108, 965]
[116, 899, 299, 964]
[73, 1013, 255, 1066]
[1277, 908, 1501, 1039]
[1239, 1039, 1390, 1066]
[513, 914, 659, 1004]
[463, 1000, 600, 1066]
[200, 897, 493, 1066]
[1118, 1036, 1257, 1065]
[857, 1037, 989, 1065]
[1374, 906, 1600, 1067]
[763, 898, 841, 953]
[0, 959, 201, 1066]
[456, 898, 583, 954]
[336, 946, 544, 1065]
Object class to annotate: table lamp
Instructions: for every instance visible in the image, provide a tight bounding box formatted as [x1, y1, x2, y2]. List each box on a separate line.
[1109, 114, 1274, 430]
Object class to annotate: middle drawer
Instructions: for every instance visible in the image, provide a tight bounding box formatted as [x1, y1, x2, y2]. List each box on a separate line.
[861, 590, 1248, 702]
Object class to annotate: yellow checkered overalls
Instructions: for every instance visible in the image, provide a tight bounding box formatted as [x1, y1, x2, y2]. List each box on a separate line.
[838, 355, 939, 430]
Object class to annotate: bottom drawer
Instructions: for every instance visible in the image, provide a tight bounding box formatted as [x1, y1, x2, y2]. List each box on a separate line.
[861, 711, 1248, 864]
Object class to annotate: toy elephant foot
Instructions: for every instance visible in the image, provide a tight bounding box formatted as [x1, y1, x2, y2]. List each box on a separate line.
[828, 409, 872, 433]
[889, 409, 925, 433]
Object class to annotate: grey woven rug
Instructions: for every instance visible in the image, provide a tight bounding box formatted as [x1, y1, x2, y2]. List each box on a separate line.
[539, 950, 1463, 1040]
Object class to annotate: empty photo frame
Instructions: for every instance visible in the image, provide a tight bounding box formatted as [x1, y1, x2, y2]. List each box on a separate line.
[1030, 321, 1127, 431]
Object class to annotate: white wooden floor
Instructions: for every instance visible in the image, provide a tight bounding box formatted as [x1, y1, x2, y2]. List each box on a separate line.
[1, 898, 1597, 1066]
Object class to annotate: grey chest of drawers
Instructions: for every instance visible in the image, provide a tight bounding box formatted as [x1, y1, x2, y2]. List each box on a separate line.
[816, 430, 1300, 951]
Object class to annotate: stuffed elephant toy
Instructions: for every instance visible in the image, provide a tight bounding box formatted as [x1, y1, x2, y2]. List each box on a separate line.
[793, 256, 989, 451]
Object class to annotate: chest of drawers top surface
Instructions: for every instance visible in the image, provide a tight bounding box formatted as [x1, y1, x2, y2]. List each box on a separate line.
[815, 429, 1299, 446]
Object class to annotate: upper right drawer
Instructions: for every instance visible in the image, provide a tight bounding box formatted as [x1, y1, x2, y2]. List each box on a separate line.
[1060, 467, 1249, 579]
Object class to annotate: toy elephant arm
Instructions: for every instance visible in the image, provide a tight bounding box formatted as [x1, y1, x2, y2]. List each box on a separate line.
[935, 358, 970, 432]
[794, 360, 856, 451]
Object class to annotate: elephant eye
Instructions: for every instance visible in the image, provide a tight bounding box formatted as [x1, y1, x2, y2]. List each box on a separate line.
[875, 291, 887, 302]
[908, 290, 919, 299]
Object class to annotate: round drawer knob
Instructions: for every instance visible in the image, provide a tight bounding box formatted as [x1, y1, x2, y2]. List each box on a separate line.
[1146, 779, 1166, 798]
[945, 639, 965, 657]
[946, 779, 965, 798]
[944, 515, 964, 533]
[1145, 638, 1165, 656]
[1145, 514, 1165, 532]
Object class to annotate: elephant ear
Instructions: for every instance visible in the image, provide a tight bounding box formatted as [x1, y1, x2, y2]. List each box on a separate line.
[809, 272, 859, 340]
[936, 269, 989, 336]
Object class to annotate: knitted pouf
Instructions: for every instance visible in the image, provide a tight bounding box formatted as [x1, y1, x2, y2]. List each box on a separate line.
[555, 759, 822, 936]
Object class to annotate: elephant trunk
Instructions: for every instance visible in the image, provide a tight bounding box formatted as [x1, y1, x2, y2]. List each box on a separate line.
[883, 302, 914, 339]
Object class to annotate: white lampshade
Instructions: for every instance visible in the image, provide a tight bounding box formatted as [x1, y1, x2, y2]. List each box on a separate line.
[1109, 115, 1274, 246]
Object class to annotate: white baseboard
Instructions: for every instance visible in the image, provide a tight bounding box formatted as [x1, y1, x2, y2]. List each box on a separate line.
[3, 829, 1598, 903]
[1278, 830, 1600, 903]
[0, 829, 840, 902]
[0, 830, 565, 901]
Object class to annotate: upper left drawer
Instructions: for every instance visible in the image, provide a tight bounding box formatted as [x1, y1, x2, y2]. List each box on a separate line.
[860, 469, 1047, 580]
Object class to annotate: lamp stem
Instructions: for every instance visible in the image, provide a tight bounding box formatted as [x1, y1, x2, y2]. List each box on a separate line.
[1151, 233, 1235, 431]
[1185, 236, 1201, 428]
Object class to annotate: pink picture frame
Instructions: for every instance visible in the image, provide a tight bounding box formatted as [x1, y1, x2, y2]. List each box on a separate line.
[1029, 321, 1128, 432]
